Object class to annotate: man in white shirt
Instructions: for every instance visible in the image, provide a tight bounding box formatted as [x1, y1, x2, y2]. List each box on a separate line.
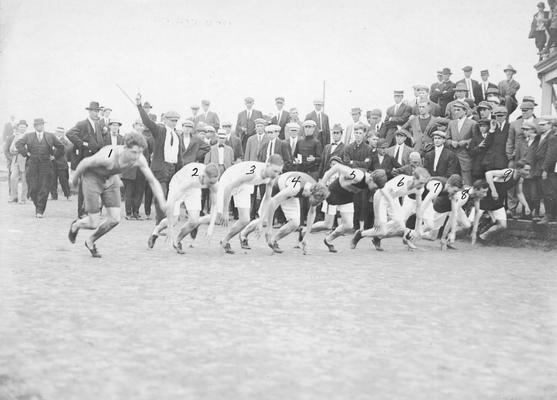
[387, 130, 412, 166]
[456, 66, 480, 104]
[271, 96, 290, 139]
[285, 123, 300, 170]
[423, 131, 459, 177]
[108, 119, 123, 146]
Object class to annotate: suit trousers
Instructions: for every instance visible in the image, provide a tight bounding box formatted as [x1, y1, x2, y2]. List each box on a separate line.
[542, 173, 557, 219]
[523, 177, 541, 214]
[153, 162, 177, 224]
[26, 159, 54, 214]
[10, 155, 27, 201]
[50, 167, 70, 198]
[123, 173, 146, 216]
[250, 184, 266, 220]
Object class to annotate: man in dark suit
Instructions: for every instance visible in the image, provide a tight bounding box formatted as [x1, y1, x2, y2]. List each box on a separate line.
[387, 130, 413, 166]
[305, 99, 330, 148]
[270, 96, 290, 140]
[437, 68, 456, 115]
[498, 65, 521, 115]
[15, 118, 64, 217]
[423, 131, 460, 177]
[429, 70, 444, 104]
[258, 124, 291, 164]
[477, 70, 499, 103]
[66, 101, 109, 218]
[221, 121, 243, 162]
[284, 123, 301, 171]
[180, 120, 210, 165]
[366, 109, 387, 144]
[446, 100, 478, 185]
[196, 99, 220, 131]
[382, 90, 413, 147]
[370, 138, 400, 178]
[411, 85, 441, 117]
[235, 97, 263, 150]
[318, 124, 345, 177]
[135, 93, 182, 225]
[50, 126, 72, 201]
[456, 66, 482, 104]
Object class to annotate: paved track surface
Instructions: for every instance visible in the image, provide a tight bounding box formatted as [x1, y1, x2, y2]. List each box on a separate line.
[1, 181, 556, 400]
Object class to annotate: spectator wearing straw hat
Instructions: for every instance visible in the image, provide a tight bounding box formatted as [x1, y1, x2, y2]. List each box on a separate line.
[498, 65, 520, 115]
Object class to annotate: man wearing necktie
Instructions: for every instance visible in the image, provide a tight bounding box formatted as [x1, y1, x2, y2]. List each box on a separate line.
[136, 93, 183, 225]
[16, 118, 64, 218]
[387, 130, 412, 167]
[318, 124, 345, 177]
[285, 123, 300, 171]
[271, 97, 290, 140]
[235, 97, 263, 150]
[67, 101, 109, 218]
[498, 65, 521, 115]
[456, 66, 481, 105]
[478, 70, 499, 103]
[305, 99, 330, 148]
[384, 90, 412, 147]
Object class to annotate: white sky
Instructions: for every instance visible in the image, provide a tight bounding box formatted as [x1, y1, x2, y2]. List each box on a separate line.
[0, 0, 542, 132]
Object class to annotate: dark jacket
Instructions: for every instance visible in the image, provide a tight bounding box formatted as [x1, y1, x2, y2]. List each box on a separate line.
[137, 104, 183, 172]
[257, 138, 291, 165]
[318, 141, 345, 177]
[305, 110, 331, 147]
[343, 141, 372, 170]
[542, 133, 557, 173]
[16, 131, 64, 161]
[66, 118, 108, 169]
[423, 146, 460, 177]
[483, 123, 509, 171]
[370, 153, 400, 178]
[180, 134, 210, 165]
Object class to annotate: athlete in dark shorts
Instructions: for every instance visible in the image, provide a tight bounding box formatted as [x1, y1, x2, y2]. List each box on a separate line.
[68, 132, 166, 257]
[240, 171, 329, 254]
[318, 161, 388, 252]
[477, 160, 531, 241]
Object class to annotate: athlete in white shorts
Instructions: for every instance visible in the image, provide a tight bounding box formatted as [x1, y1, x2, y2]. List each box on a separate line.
[240, 171, 329, 254]
[147, 163, 220, 254]
[208, 155, 284, 254]
[351, 167, 430, 251]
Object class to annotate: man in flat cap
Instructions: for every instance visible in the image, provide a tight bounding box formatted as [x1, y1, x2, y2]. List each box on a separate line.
[196, 100, 220, 131]
[180, 119, 210, 166]
[445, 82, 470, 120]
[435, 68, 456, 115]
[383, 90, 412, 147]
[446, 100, 477, 185]
[221, 121, 243, 162]
[498, 65, 520, 115]
[456, 66, 481, 104]
[429, 70, 444, 104]
[423, 131, 459, 178]
[344, 107, 369, 145]
[387, 129, 413, 166]
[305, 99, 330, 148]
[478, 70, 498, 103]
[284, 123, 301, 171]
[270, 97, 290, 140]
[506, 101, 538, 165]
[411, 85, 441, 117]
[16, 118, 64, 218]
[67, 101, 109, 218]
[294, 120, 323, 180]
[135, 93, 183, 226]
[235, 97, 263, 150]
[480, 107, 510, 173]
[245, 118, 269, 219]
[258, 124, 291, 166]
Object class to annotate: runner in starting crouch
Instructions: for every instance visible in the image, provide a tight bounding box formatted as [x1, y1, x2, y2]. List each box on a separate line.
[147, 162, 220, 254]
[208, 156, 284, 254]
[239, 171, 329, 254]
[68, 132, 166, 257]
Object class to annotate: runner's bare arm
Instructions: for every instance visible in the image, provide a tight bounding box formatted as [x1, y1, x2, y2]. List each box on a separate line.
[516, 178, 530, 214]
[447, 196, 459, 243]
[320, 164, 350, 185]
[414, 190, 424, 235]
[484, 170, 501, 199]
[302, 205, 318, 243]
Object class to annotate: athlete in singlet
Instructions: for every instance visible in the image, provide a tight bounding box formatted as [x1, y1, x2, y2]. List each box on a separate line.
[477, 160, 531, 241]
[419, 175, 461, 240]
[351, 167, 430, 251]
[147, 163, 220, 254]
[68, 132, 166, 257]
[208, 155, 284, 254]
[318, 162, 388, 253]
[240, 171, 329, 254]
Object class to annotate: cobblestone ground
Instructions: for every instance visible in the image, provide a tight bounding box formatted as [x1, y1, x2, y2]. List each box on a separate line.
[0, 179, 556, 400]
